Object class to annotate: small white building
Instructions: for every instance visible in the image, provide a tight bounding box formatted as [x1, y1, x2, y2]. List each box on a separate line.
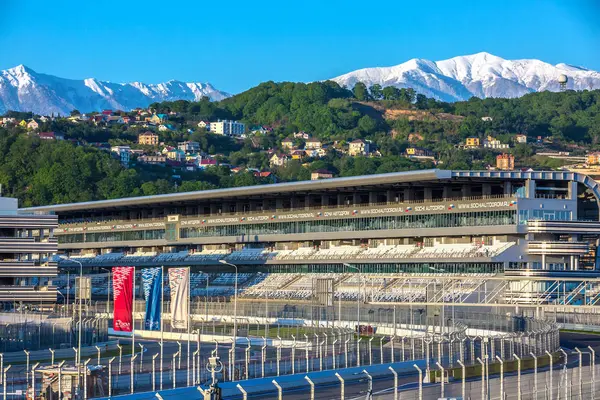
[209, 120, 245, 136]
[178, 141, 200, 153]
[111, 145, 131, 167]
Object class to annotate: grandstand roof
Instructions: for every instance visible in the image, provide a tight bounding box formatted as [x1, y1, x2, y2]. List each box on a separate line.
[21, 169, 600, 214]
[23, 169, 450, 213]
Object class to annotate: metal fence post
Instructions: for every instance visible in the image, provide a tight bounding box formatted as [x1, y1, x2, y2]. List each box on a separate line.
[272, 379, 282, 400]
[362, 370, 373, 399]
[95, 345, 101, 365]
[236, 383, 248, 400]
[336, 372, 345, 400]
[368, 337, 374, 366]
[108, 357, 115, 398]
[344, 338, 350, 368]
[172, 351, 179, 389]
[436, 362, 445, 398]
[131, 354, 138, 394]
[390, 335, 395, 363]
[333, 339, 338, 369]
[357, 338, 362, 366]
[531, 352, 538, 395]
[457, 360, 466, 400]
[245, 338, 251, 380]
[152, 353, 158, 391]
[117, 344, 123, 376]
[305, 376, 315, 400]
[388, 366, 398, 400]
[3, 365, 11, 400]
[49, 349, 55, 366]
[139, 343, 145, 374]
[477, 357, 485, 400]
[276, 336, 282, 376]
[575, 348, 583, 399]
[545, 350, 553, 400]
[496, 355, 504, 400]
[514, 354, 521, 400]
[31, 362, 40, 400]
[589, 345, 596, 400]
[57, 361, 65, 400]
[24, 350, 30, 388]
[413, 364, 423, 400]
[83, 359, 90, 400]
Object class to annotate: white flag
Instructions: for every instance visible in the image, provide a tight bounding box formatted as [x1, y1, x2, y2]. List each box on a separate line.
[169, 267, 189, 329]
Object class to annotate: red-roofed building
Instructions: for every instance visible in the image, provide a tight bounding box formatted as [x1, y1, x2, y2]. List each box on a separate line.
[38, 131, 64, 140]
[254, 171, 272, 178]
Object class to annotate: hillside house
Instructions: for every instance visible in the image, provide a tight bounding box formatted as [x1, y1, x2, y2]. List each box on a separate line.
[465, 137, 480, 148]
[281, 138, 295, 150]
[305, 138, 322, 149]
[270, 153, 290, 167]
[138, 132, 159, 146]
[311, 169, 334, 180]
[27, 120, 39, 130]
[405, 147, 435, 160]
[348, 139, 371, 156]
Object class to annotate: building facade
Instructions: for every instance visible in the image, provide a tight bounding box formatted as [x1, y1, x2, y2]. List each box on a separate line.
[496, 153, 515, 170]
[22, 169, 600, 309]
[138, 132, 159, 146]
[209, 120, 245, 136]
[0, 197, 58, 302]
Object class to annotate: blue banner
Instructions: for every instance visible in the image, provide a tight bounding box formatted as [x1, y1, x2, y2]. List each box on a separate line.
[142, 267, 162, 331]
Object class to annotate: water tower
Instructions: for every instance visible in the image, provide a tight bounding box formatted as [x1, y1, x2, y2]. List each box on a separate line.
[558, 74, 568, 91]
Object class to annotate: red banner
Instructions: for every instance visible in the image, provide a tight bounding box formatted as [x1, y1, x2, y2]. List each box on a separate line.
[113, 266, 134, 332]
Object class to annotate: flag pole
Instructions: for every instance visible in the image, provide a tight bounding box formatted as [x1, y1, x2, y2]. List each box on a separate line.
[160, 265, 164, 390]
[187, 267, 191, 386]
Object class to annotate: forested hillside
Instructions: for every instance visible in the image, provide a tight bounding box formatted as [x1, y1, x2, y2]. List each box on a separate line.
[1, 80, 599, 207]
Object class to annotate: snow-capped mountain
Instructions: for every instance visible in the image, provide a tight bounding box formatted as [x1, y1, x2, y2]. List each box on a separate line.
[0, 65, 230, 116]
[331, 52, 600, 102]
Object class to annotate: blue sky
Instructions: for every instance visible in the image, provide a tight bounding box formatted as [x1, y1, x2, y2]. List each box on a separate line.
[1, 0, 599, 94]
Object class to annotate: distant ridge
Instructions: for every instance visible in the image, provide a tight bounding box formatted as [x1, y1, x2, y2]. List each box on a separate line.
[330, 52, 600, 102]
[0, 65, 230, 115]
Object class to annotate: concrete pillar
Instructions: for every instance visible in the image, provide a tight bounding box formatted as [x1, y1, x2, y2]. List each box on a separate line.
[276, 198, 283, 211]
[424, 187, 433, 201]
[482, 184, 492, 197]
[386, 190, 395, 203]
[369, 192, 377, 205]
[290, 197, 299, 210]
[461, 184, 471, 199]
[567, 181, 577, 200]
[541, 253, 546, 270]
[249, 201, 258, 212]
[503, 182, 513, 196]
[321, 195, 330, 207]
[236, 201, 244, 213]
[305, 195, 311, 209]
[442, 186, 450, 200]
[353, 192, 361, 205]
[525, 179, 536, 199]
[210, 204, 218, 215]
[403, 189, 413, 202]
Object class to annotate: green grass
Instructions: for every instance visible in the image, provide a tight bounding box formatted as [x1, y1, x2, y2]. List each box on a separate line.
[560, 329, 600, 336]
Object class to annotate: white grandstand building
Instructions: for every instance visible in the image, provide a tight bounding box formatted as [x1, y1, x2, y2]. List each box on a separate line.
[22, 169, 600, 312]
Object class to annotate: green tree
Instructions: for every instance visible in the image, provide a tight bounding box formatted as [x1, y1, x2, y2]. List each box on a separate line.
[369, 84, 383, 100]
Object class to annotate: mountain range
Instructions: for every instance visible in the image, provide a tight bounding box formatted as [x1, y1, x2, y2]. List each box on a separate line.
[0, 65, 230, 116]
[330, 52, 600, 102]
[2, 52, 600, 115]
